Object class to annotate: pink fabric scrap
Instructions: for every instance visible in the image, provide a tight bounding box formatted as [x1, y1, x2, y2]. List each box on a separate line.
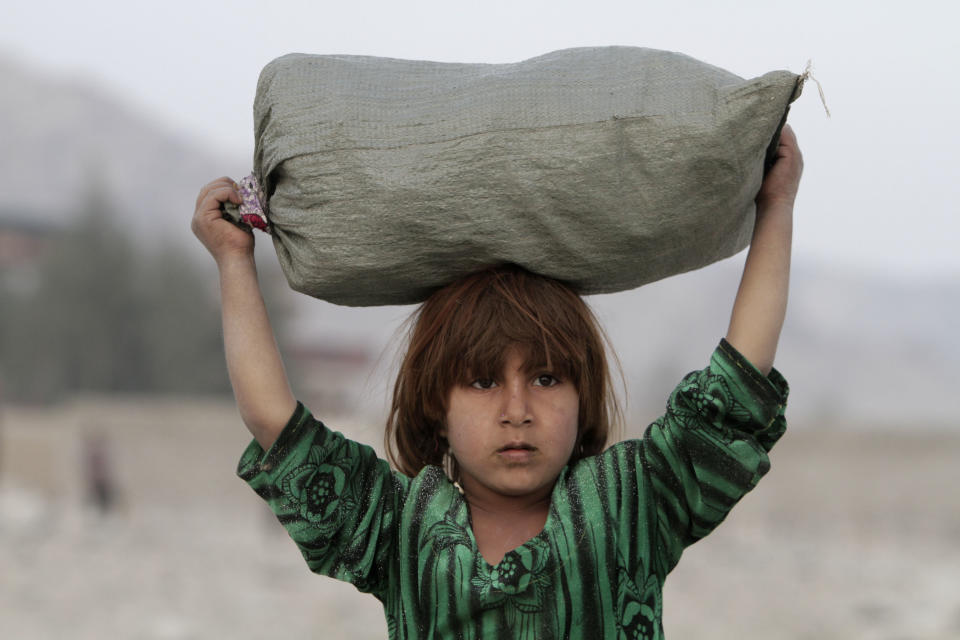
[236, 174, 270, 233]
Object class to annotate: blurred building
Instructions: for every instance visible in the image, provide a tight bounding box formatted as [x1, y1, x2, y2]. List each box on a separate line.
[287, 343, 377, 420]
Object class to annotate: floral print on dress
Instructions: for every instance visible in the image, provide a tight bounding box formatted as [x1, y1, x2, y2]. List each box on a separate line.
[427, 514, 473, 553]
[280, 459, 356, 553]
[471, 536, 550, 628]
[669, 369, 752, 441]
[616, 570, 662, 640]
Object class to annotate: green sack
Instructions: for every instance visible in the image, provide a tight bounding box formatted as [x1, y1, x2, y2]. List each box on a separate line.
[224, 46, 804, 306]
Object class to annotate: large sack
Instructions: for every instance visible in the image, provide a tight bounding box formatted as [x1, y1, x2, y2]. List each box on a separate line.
[224, 46, 804, 306]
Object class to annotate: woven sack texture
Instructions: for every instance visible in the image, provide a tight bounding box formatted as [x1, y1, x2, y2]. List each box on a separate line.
[224, 46, 804, 306]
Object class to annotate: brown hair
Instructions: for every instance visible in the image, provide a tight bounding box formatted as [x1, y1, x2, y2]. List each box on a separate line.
[385, 264, 621, 478]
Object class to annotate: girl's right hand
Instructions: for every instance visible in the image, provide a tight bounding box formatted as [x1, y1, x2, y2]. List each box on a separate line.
[192, 177, 255, 264]
[756, 125, 803, 210]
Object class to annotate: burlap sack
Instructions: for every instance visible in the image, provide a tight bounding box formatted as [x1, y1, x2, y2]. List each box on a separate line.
[224, 46, 804, 306]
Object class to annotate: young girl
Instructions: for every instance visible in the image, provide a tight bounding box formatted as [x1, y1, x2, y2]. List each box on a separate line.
[192, 126, 802, 639]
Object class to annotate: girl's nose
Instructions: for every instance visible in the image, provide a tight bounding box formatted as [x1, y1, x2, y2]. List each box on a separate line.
[500, 383, 532, 425]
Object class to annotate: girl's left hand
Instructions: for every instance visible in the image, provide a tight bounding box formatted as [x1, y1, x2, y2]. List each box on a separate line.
[756, 125, 803, 210]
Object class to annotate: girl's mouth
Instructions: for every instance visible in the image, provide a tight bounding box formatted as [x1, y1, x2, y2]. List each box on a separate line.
[497, 443, 536, 461]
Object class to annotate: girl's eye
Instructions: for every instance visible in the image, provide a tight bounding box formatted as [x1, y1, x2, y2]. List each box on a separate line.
[470, 378, 497, 390]
[533, 374, 559, 387]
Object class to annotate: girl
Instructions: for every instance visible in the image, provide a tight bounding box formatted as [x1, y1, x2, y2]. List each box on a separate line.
[192, 126, 802, 639]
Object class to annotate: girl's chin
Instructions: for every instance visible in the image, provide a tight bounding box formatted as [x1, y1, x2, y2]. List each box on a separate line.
[479, 476, 556, 500]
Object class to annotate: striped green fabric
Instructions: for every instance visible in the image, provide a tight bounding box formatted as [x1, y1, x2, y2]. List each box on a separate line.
[238, 339, 788, 638]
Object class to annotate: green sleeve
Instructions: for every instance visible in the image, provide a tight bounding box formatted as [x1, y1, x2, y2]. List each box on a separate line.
[236, 402, 408, 598]
[642, 338, 788, 576]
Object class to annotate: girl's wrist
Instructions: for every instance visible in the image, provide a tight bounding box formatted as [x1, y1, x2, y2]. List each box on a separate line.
[755, 196, 795, 218]
[216, 251, 257, 274]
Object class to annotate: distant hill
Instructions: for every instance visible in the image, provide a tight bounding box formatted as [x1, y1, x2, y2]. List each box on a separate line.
[0, 54, 248, 246]
[3, 53, 957, 430]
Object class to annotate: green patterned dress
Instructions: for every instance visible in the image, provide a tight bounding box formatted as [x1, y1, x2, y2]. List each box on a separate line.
[238, 339, 788, 639]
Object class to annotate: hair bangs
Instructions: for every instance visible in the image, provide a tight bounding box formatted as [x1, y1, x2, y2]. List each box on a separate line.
[441, 269, 582, 386]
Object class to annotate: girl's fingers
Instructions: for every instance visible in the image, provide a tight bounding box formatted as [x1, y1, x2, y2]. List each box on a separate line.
[195, 179, 223, 208]
[778, 126, 800, 160]
[213, 184, 243, 205]
[198, 179, 237, 206]
[199, 185, 242, 216]
[780, 124, 797, 146]
[195, 177, 239, 208]
[193, 188, 243, 241]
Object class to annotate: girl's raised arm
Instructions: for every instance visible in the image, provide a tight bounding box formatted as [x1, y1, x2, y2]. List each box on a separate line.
[725, 125, 803, 376]
[192, 178, 297, 449]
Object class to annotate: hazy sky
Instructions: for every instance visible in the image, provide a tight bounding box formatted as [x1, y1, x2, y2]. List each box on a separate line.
[4, 0, 958, 276]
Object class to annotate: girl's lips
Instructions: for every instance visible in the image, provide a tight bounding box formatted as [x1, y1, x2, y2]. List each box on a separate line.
[498, 442, 534, 452]
[497, 444, 536, 462]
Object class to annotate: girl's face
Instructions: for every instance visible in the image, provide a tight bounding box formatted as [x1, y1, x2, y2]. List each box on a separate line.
[443, 347, 579, 504]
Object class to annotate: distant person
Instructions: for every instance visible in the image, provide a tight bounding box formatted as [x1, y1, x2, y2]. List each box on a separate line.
[193, 127, 801, 638]
[83, 432, 116, 515]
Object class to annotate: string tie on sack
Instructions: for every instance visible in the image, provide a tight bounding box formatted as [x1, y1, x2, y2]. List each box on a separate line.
[801, 60, 831, 118]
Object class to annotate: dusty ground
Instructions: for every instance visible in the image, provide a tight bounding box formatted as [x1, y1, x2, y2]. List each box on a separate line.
[2, 397, 958, 639]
